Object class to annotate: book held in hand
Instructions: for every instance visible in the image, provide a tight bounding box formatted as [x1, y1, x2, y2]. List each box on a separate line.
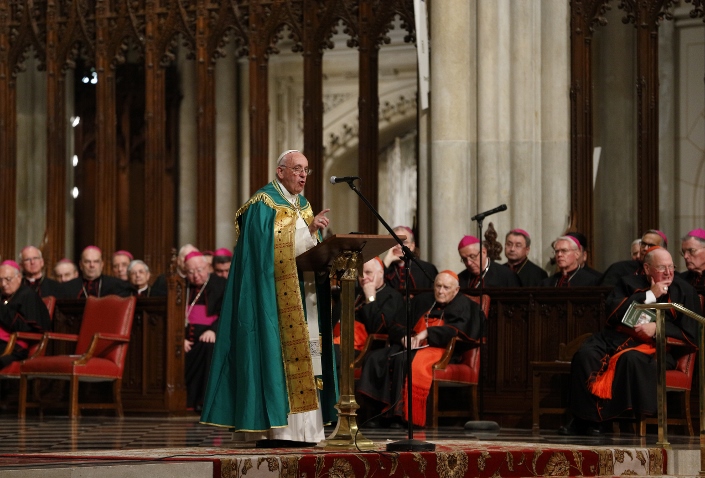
[622, 301, 656, 328]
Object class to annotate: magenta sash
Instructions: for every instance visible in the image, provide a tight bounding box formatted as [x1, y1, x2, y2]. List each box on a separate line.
[188, 304, 218, 326]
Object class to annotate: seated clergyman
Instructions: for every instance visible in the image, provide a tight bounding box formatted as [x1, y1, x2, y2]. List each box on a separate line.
[561, 247, 700, 436]
[357, 270, 483, 428]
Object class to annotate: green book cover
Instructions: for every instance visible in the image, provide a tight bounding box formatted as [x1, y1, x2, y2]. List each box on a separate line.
[622, 301, 656, 328]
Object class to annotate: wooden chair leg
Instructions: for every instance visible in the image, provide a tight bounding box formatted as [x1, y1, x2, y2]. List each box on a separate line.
[639, 417, 646, 436]
[69, 376, 79, 419]
[431, 382, 439, 429]
[471, 384, 479, 421]
[683, 390, 693, 436]
[113, 379, 123, 418]
[18, 375, 27, 419]
[532, 371, 540, 432]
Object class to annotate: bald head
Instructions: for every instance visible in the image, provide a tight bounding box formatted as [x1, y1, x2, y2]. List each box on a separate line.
[643, 247, 675, 285]
[20, 246, 44, 279]
[359, 257, 384, 290]
[434, 272, 460, 304]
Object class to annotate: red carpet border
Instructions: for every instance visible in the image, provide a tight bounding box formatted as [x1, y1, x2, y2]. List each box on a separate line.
[0, 440, 666, 477]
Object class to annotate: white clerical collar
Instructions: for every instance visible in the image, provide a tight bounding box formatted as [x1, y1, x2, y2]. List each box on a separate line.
[276, 179, 299, 206]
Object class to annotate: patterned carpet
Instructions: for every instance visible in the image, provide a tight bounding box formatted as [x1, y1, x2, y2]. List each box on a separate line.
[0, 416, 674, 477]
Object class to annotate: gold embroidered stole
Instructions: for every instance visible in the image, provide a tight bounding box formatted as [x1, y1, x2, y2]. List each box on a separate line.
[272, 203, 318, 414]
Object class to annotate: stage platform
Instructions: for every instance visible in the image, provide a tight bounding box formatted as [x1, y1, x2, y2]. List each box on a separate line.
[0, 416, 699, 477]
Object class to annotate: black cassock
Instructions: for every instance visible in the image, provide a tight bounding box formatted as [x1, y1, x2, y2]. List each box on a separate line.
[458, 261, 521, 289]
[23, 275, 62, 298]
[599, 259, 643, 287]
[357, 291, 483, 422]
[59, 274, 133, 298]
[678, 269, 705, 287]
[0, 284, 52, 367]
[540, 268, 600, 287]
[568, 275, 700, 422]
[384, 259, 438, 292]
[184, 273, 226, 409]
[355, 284, 406, 336]
[504, 259, 548, 287]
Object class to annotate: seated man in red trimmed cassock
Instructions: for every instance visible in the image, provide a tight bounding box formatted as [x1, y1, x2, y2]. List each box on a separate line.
[333, 257, 405, 358]
[111, 250, 133, 281]
[502, 229, 548, 286]
[599, 229, 667, 286]
[541, 236, 599, 287]
[457, 235, 520, 289]
[678, 228, 705, 287]
[59, 246, 133, 298]
[20, 246, 61, 298]
[561, 246, 700, 435]
[183, 251, 226, 411]
[383, 226, 438, 293]
[357, 270, 483, 428]
[0, 261, 51, 368]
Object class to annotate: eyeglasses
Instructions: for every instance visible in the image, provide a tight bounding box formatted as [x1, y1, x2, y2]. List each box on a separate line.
[461, 253, 480, 262]
[0, 275, 19, 283]
[22, 257, 41, 263]
[280, 165, 313, 176]
[653, 265, 675, 273]
[681, 248, 705, 257]
[186, 267, 207, 276]
[553, 248, 573, 255]
[641, 241, 658, 249]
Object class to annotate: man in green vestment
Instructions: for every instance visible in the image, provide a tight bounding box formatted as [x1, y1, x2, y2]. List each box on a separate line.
[201, 150, 338, 446]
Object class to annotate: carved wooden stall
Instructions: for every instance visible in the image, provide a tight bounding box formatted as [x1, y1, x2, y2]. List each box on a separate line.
[0, 0, 416, 270]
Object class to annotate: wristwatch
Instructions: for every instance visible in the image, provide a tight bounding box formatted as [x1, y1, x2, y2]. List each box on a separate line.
[367, 296, 375, 303]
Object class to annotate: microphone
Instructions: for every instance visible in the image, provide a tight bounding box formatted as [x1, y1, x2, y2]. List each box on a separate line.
[330, 176, 360, 184]
[471, 204, 507, 222]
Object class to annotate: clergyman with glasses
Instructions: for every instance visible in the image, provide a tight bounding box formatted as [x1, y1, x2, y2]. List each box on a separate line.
[201, 149, 338, 447]
[456, 235, 520, 289]
[599, 229, 668, 286]
[540, 236, 599, 287]
[560, 246, 700, 436]
[678, 228, 705, 287]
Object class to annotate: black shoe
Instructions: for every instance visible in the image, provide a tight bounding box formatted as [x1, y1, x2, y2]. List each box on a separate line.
[586, 426, 601, 437]
[557, 418, 584, 436]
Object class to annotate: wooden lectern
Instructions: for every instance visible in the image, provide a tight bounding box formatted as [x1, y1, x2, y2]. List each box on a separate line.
[297, 234, 400, 450]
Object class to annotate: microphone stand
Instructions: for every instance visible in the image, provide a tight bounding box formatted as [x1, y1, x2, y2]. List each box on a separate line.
[341, 179, 435, 452]
[464, 212, 500, 433]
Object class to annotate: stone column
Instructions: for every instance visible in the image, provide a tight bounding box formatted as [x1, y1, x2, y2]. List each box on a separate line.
[15, 58, 47, 251]
[592, 7, 637, 268]
[539, 0, 571, 264]
[429, 0, 475, 272]
[178, 47, 197, 247]
[215, 47, 240, 249]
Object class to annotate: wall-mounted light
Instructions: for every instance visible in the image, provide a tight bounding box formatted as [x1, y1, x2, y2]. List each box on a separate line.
[72, 155, 79, 167]
[71, 116, 80, 127]
[72, 187, 79, 199]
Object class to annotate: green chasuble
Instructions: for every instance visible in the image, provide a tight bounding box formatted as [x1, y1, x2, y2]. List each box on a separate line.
[200, 181, 338, 431]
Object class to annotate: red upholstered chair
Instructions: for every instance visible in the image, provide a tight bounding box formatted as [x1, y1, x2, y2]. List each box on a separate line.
[638, 295, 703, 436]
[0, 295, 57, 380]
[18, 295, 136, 418]
[429, 294, 490, 428]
